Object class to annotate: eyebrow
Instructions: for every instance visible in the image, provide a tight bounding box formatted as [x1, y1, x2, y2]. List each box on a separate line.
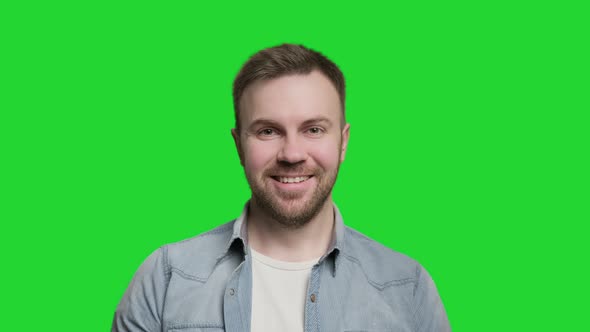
[247, 117, 333, 131]
[301, 117, 333, 127]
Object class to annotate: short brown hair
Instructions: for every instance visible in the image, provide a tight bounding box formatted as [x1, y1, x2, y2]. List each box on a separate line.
[233, 43, 346, 131]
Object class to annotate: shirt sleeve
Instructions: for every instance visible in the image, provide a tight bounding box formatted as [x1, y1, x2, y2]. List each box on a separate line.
[112, 247, 169, 332]
[412, 264, 451, 332]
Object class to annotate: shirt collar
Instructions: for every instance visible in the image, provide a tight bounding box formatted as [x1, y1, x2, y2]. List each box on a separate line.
[220, 202, 249, 258]
[222, 201, 346, 276]
[323, 203, 345, 277]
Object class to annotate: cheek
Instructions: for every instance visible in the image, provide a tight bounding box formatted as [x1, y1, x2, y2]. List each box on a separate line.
[309, 140, 342, 168]
[243, 142, 277, 173]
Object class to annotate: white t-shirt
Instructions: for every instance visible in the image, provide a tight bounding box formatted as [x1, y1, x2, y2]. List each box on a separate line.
[250, 247, 320, 332]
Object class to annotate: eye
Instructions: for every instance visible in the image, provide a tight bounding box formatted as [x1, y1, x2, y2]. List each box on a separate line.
[306, 126, 325, 136]
[257, 128, 278, 138]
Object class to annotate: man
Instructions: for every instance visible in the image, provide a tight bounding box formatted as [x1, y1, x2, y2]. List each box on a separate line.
[112, 44, 450, 332]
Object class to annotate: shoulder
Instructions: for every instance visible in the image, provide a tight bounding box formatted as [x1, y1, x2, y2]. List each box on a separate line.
[161, 221, 236, 281]
[342, 226, 421, 289]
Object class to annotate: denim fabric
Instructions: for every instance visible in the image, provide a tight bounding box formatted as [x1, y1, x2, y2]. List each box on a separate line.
[112, 205, 450, 332]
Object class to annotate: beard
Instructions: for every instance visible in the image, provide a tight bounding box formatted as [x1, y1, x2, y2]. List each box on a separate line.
[246, 162, 340, 229]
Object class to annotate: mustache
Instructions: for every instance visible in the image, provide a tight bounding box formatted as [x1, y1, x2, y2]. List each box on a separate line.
[263, 163, 318, 176]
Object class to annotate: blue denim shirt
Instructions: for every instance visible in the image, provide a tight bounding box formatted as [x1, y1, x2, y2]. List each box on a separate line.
[113, 205, 450, 332]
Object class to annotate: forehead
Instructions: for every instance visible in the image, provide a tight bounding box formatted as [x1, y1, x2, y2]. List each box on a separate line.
[239, 71, 342, 125]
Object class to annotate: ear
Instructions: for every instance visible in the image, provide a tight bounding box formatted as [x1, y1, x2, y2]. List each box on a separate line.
[231, 128, 245, 166]
[339, 123, 350, 162]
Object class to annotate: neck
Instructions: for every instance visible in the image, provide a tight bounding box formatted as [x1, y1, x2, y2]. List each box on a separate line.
[246, 198, 335, 262]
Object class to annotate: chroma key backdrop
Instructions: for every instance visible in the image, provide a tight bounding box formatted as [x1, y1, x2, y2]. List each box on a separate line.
[1, 1, 587, 331]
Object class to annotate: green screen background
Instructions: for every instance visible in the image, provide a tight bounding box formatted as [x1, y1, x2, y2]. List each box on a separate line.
[1, 1, 588, 331]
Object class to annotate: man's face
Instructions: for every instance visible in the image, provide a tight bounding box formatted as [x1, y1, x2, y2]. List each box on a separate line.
[233, 71, 350, 228]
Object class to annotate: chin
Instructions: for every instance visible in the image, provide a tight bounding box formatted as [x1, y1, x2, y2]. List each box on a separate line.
[259, 195, 327, 229]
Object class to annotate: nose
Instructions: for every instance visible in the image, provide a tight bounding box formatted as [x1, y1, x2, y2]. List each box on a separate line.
[277, 134, 308, 164]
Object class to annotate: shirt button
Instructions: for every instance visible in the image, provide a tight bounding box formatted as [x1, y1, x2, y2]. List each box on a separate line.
[310, 293, 316, 303]
[229, 288, 235, 296]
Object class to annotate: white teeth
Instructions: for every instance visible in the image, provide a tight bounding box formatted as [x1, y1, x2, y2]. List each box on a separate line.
[278, 176, 310, 183]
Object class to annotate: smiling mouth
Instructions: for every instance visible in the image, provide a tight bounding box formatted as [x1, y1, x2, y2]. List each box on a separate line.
[271, 176, 312, 184]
